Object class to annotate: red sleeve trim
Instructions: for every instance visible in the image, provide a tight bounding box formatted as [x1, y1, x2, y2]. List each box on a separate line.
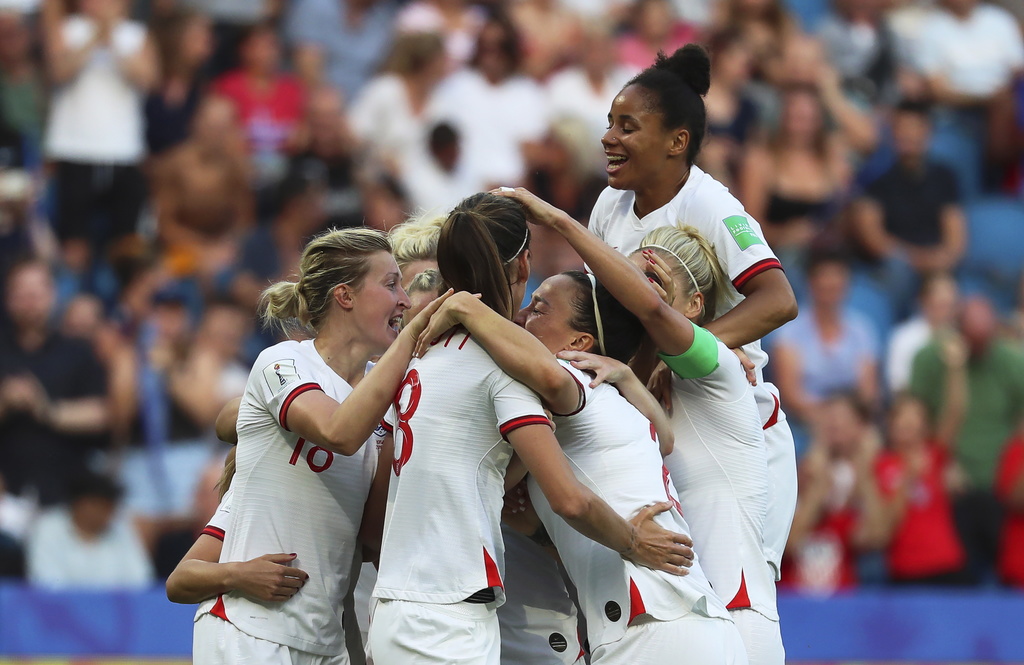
[549, 369, 587, 417]
[279, 382, 323, 431]
[201, 525, 226, 541]
[499, 414, 554, 439]
[380, 420, 394, 434]
[732, 258, 783, 291]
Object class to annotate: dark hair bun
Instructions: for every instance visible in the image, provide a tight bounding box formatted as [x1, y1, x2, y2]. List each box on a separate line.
[655, 44, 711, 97]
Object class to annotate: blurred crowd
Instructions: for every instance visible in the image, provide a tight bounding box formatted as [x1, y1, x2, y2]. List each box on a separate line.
[0, 0, 1022, 597]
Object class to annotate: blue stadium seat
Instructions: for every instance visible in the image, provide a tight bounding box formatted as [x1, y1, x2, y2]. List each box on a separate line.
[847, 271, 895, 346]
[928, 116, 983, 201]
[961, 196, 1024, 310]
[784, 0, 830, 31]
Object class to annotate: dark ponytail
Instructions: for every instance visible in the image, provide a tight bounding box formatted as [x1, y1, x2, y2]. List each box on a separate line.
[626, 43, 711, 165]
[437, 193, 530, 320]
[562, 271, 645, 364]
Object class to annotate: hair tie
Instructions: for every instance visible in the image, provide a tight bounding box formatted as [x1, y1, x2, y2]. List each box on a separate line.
[504, 228, 530, 264]
[641, 243, 698, 293]
[588, 274, 607, 355]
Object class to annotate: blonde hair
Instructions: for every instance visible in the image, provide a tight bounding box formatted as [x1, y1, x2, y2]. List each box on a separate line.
[407, 268, 442, 296]
[260, 228, 392, 332]
[639, 225, 729, 323]
[389, 213, 444, 272]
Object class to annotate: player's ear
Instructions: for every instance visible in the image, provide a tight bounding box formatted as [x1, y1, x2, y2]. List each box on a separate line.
[569, 331, 595, 353]
[668, 127, 689, 158]
[333, 283, 356, 310]
[685, 291, 704, 321]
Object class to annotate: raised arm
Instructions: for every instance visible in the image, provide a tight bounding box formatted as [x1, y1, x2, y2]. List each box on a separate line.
[286, 290, 453, 456]
[413, 292, 582, 416]
[507, 423, 692, 575]
[495, 188, 697, 356]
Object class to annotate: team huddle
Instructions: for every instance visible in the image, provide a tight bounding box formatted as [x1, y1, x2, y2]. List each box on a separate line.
[165, 45, 800, 665]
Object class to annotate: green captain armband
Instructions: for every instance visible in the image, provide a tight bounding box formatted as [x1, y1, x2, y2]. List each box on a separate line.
[658, 321, 720, 379]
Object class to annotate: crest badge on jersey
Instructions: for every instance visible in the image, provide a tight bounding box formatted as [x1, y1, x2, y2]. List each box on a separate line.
[263, 359, 300, 392]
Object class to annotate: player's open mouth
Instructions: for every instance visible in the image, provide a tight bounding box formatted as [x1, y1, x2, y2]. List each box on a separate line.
[606, 154, 627, 175]
[389, 315, 403, 332]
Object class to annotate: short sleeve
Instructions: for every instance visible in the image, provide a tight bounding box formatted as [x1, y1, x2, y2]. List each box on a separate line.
[588, 189, 611, 241]
[380, 405, 395, 435]
[999, 9, 1024, 70]
[659, 322, 721, 380]
[490, 374, 552, 441]
[252, 353, 323, 431]
[688, 186, 783, 291]
[200, 488, 233, 541]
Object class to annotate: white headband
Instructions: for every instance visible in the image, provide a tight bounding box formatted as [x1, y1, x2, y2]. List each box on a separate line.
[641, 243, 698, 293]
[505, 229, 529, 264]
[588, 274, 607, 355]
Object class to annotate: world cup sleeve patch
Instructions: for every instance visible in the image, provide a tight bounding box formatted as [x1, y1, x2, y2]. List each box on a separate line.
[723, 215, 764, 250]
[263, 359, 300, 392]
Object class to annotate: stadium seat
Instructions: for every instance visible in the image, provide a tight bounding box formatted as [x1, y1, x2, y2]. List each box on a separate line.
[784, 0, 830, 31]
[847, 271, 895, 346]
[961, 196, 1024, 311]
[928, 116, 983, 201]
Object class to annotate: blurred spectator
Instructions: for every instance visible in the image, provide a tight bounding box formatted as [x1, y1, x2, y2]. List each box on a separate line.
[524, 116, 602, 284]
[785, 393, 888, 594]
[886, 272, 960, 393]
[772, 252, 881, 429]
[26, 472, 153, 589]
[152, 95, 252, 281]
[714, 0, 796, 81]
[285, 86, 365, 229]
[740, 86, 849, 262]
[511, 0, 583, 80]
[286, 0, 398, 101]
[0, 117, 34, 287]
[43, 0, 157, 272]
[700, 29, 760, 188]
[350, 32, 448, 180]
[818, 0, 901, 107]
[401, 121, 482, 213]
[915, 0, 1024, 108]
[213, 21, 305, 189]
[876, 393, 969, 585]
[0, 258, 109, 505]
[910, 296, 1024, 581]
[545, 20, 633, 162]
[0, 10, 45, 142]
[180, 0, 270, 77]
[395, 0, 485, 68]
[849, 100, 966, 316]
[431, 11, 546, 187]
[616, 0, 699, 74]
[144, 8, 213, 157]
[997, 434, 1024, 587]
[0, 471, 31, 577]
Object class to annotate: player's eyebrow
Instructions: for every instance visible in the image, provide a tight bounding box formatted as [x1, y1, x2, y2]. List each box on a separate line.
[386, 271, 401, 281]
[533, 294, 549, 306]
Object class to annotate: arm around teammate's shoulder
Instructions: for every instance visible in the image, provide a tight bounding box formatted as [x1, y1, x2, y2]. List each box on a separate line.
[704, 268, 797, 349]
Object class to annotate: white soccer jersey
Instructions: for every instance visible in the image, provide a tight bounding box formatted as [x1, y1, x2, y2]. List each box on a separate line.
[194, 488, 234, 622]
[218, 339, 381, 656]
[528, 363, 729, 652]
[661, 332, 777, 621]
[374, 328, 551, 606]
[588, 165, 783, 377]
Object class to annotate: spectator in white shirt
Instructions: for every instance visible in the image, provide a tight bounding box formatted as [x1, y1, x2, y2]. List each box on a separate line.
[887, 272, 960, 393]
[27, 472, 154, 589]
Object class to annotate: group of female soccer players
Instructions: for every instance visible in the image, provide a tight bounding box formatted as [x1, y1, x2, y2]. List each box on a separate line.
[168, 44, 800, 665]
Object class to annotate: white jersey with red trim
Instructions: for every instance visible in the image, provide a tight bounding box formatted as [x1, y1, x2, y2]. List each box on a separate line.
[219, 339, 381, 656]
[374, 328, 551, 606]
[528, 363, 729, 651]
[194, 488, 233, 622]
[588, 165, 783, 376]
[664, 340, 778, 621]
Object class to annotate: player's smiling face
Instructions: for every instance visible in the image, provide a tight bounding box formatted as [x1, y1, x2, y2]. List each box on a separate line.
[522, 275, 594, 355]
[351, 251, 411, 353]
[602, 85, 677, 192]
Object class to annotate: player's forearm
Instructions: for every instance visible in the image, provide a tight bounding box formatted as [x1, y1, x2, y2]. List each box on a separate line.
[554, 486, 634, 556]
[454, 299, 579, 415]
[166, 559, 234, 604]
[935, 364, 967, 448]
[48, 397, 109, 435]
[704, 269, 797, 349]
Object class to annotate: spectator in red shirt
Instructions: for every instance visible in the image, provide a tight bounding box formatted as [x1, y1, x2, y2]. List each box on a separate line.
[997, 436, 1024, 587]
[785, 393, 888, 594]
[213, 21, 305, 188]
[875, 394, 969, 585]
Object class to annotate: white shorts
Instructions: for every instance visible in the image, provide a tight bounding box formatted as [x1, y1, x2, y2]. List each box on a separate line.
[193, 613, 349, 665]
[368, 599, 499, 665]
[760, 383, 797, 580]
[591, 614, 749, 665]
[730, 609, 785, 665]
[498, 600, 582, 665]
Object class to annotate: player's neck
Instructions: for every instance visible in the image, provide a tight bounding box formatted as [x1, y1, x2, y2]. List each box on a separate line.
[633, 168, 689, 219]
[313, 329, 373, 385]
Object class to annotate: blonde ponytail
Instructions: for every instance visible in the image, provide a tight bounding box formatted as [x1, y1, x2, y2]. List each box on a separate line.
[640, 225, 729, 323]
[260, 227, 392, 333]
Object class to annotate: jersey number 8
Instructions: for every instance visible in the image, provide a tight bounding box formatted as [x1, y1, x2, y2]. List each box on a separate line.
[392, 369, 422, 476]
